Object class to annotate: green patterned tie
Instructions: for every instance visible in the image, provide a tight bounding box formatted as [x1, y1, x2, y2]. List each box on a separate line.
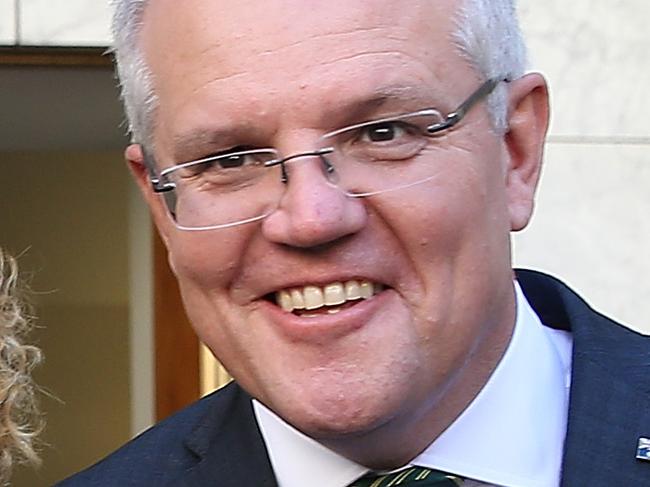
[350, 466, 464, 486]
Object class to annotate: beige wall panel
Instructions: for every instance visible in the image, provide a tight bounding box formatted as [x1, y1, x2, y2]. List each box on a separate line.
[519, 0, 650, 138]
[3, 152, 129, 307]
[128, 183, 155, 436]
[20, 0, 111, 46]
[12, 305, 130, 486]
[513, 143, 650, 334]
[0, 0, 15, 44]
[2, 152, 131, 485]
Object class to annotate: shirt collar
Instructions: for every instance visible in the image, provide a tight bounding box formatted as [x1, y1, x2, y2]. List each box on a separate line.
[253, 402, 366, 487]
[254, 281, 572, 487]
[412, 281, 572, 486]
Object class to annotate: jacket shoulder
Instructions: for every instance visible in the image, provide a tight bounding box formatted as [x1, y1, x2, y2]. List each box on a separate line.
[56, 382, 248, 486]
[517, 268, 650, 389]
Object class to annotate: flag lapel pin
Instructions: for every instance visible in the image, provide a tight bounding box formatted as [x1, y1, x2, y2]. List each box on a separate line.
[637, 437, 650, 462]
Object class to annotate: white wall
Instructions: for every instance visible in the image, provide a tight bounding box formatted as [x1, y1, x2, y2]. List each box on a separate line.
[0, 0, 111, 46]
[0, 0, 15, 44]
[514, 1, 650, 334]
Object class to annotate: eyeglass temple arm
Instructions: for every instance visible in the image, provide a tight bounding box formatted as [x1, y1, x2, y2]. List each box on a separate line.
[141, 147, 176, 193]
[426, 77, 507, 134]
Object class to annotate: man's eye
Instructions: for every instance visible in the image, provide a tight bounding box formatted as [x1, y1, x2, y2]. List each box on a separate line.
[338, 118, 427, 162]
[217, 153, 249, 168]
[361, 122, 408, 143]
[190, 147, 259, 174]
[209, 146, 259, 168]
[175, 151, 248, 179]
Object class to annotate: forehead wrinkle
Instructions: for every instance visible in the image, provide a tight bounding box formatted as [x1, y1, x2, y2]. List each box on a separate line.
[191, 45, 437, 98]
[186, 70, 248, 98]
[191, 42, 424, 87]
[254, 25, 410, 58]
[192, 48, 433, 95]
[308, 49, 424, 72]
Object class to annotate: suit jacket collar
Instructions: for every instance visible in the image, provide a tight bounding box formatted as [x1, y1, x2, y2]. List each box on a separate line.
[169, 384, 277, 487]
[517, 269, 650, 485]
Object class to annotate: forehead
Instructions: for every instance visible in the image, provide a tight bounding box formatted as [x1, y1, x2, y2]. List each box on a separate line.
[141, 0, 473, 149]
[143, 0, 460, 53]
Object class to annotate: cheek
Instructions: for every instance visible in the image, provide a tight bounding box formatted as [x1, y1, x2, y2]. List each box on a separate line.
[168, 230, 249, 289]
[165, 229, 260, 360]
[385, 157, 511, 328]
[390, 165, 495, 258]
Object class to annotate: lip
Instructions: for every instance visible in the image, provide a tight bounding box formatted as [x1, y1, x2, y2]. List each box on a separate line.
[258, 288, 393, 343]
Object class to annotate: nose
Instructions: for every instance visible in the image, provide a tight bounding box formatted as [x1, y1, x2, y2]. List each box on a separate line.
[261, 154, 368, 248]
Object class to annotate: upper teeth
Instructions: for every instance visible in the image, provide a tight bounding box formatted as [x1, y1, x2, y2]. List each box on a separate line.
[276, 280, 381, 313]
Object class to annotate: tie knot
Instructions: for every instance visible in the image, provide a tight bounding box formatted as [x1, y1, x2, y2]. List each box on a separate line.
[350, 466, 464, 486]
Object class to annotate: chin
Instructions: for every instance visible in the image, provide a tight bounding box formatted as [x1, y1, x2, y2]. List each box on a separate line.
[291, 404, 391, 440]
[267, 375, 409, 440]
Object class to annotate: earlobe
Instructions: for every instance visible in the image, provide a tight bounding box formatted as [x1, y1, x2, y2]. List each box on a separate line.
[504, 73, 550, 231]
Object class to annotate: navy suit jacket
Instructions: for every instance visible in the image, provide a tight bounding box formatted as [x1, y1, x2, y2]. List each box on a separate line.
[58, 270, 650, 486]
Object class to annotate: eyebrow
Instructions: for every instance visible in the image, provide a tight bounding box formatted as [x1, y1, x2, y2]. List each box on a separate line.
[170, 83, 438, 162]
[171, 127, 239, 163]
[323, 84, 437, 126]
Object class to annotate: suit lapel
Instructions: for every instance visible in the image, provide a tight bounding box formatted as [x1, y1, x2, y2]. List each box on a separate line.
[517, 269, 650, 485]
[167, 384, 278, 487]
[562, 343, 650, 485]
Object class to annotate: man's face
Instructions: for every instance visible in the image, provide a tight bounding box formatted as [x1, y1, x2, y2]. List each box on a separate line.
[136, 0, 546, 461]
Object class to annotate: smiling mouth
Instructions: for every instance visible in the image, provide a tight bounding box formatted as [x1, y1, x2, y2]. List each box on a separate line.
[274, 280, 384, 316]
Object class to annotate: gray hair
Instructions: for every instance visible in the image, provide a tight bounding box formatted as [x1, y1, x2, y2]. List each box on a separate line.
[453, 0, 528, 132]
[110, 0, 157, 150]
[110, 0, 527, 153]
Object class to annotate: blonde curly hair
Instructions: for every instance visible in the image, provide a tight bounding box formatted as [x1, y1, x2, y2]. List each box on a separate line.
[0, 248, 42, 483]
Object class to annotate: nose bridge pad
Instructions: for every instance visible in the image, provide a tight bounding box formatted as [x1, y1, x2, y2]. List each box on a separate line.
[320, 153, 336, 176]
[280, 162, 289, 183]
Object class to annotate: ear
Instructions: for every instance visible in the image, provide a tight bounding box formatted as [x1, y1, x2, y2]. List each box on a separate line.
[503, 73, 549, 231]
[125, 144, 174, 248]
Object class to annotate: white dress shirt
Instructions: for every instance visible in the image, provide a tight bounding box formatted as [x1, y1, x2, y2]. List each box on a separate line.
[254, 281, 573, 487]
